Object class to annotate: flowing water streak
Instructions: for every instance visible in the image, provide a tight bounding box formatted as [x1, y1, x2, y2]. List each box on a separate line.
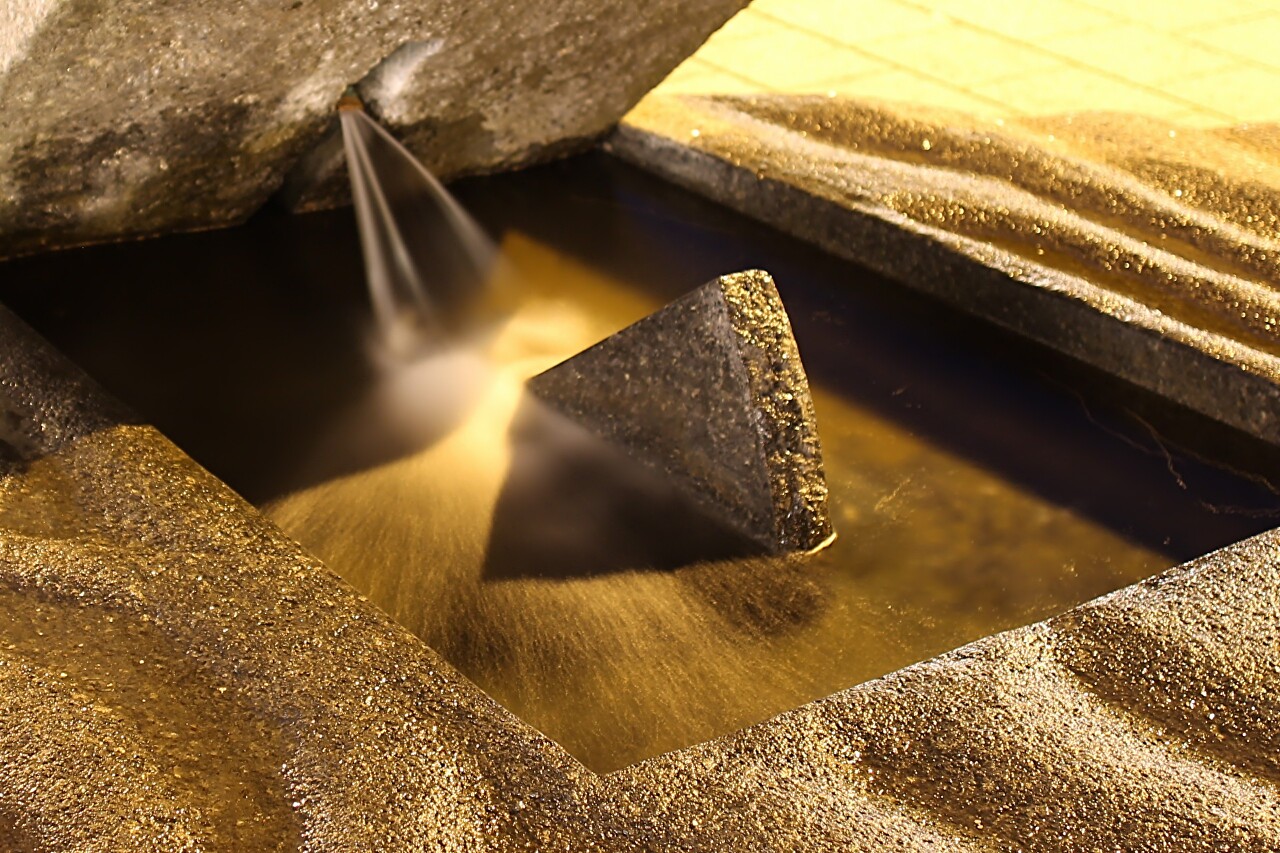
[339, 108, 498, 354]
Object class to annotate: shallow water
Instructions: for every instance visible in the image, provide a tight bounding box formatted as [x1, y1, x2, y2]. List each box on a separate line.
[3, 154, 1278, 772]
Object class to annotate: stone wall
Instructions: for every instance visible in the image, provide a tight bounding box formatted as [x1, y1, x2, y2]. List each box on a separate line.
[0, 0, 746, 259]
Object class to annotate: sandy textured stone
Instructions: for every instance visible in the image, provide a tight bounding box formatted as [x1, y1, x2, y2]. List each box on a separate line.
[527, 269, 832, 554]
[3, 304, 1280, 849]
[0, 0, 745, 259]
[610, 94, 1280, 445]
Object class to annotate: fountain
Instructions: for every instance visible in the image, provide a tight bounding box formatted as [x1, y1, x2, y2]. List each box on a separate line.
[2, 4, 1280, 849]
[5, 142, 1280, 815]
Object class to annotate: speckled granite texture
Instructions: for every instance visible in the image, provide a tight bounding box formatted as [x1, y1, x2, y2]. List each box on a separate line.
[0, 0, 745, 258]
[4, 297, 1280, 848]
[610, 94, 1280, 445]
[528, 270, 832, 554]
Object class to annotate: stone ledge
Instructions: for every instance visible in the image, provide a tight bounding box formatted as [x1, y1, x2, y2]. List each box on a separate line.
[0, 0, 746, 259]
[609, 94, 1280, 446]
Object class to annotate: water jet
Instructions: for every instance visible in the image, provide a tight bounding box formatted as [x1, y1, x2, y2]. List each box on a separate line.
[338, 95, 502, 355]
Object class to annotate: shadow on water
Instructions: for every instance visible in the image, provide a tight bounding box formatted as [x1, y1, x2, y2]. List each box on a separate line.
[0, 210, 376, 504]
[482, 394, 764, 580]
[0, 207, 502, 504]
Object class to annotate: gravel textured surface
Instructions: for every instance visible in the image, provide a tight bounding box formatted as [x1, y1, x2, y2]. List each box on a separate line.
[611, 93, 1280, 444]
[529, 270, 832, 554]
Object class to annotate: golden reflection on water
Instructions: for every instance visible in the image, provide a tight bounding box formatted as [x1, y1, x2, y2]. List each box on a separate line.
[264, 233, 1169, 772]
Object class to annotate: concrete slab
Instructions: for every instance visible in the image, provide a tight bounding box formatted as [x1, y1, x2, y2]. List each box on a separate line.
[609, 94, 1280, 445]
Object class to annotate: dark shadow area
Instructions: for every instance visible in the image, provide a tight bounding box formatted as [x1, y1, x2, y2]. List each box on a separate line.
[0, 807, 37, 853]
[673, 555, 829, 640]
[0, 207, 469, 504]
[0, 440, 27, 475]
[483, 394, 765, 579]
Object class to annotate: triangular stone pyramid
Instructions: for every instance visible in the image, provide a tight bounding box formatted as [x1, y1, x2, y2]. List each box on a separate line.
[527, 269, 833, 554]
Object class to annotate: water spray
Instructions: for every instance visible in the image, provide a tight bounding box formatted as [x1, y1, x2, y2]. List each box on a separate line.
[336, 85, 504, 357]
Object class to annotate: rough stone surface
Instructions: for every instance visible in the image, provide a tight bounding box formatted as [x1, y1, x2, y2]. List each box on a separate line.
[0, 0, 746, 259]
[527, 269, 833, 554]
[610, 94, 1280, 445]
[4, 305, 1280, 849]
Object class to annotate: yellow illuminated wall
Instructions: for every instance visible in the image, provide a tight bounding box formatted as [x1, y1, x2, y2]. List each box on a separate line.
[653, 0, 1280, 127]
